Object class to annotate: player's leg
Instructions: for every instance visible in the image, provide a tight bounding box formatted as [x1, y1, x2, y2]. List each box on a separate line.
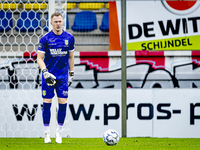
[43, 99, 52, 143]
[43, 99, 52, 133]
[57, 98, 68, 132]
[56, 98, 67, 143]
[55, 79, 68, 143]
[42, 78, 55, 143]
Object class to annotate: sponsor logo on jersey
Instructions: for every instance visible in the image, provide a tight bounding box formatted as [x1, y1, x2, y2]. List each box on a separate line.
[65, 40, 68, 46]
[50, 48, 68, 56]
[43, 90, 46, 96]
[63, 91, 68, 96]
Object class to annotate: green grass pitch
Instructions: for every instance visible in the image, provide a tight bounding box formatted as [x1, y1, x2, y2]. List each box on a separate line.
[0, 138, 200, 150]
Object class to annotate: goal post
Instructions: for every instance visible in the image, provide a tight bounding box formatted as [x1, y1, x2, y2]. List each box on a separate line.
[48, 0, 56, 138]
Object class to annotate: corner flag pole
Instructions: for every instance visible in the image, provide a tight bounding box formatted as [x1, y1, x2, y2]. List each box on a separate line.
[121, 0, 127, 137]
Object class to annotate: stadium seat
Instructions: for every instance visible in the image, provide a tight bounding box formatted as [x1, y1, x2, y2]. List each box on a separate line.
[22, 3, 47, 10]
[99, 12, 109, 32]
[71, 11, 97, 32]
[15, 11, 41, 32]
[106, 3, 109, 9]
[78, 3, 104, 10]
[0, 3, 21, 10]
[55, 3, 76, 10]
[44, 13, 69, 32]
[0, 11, 13, 32]
[62, 3, 76, 10]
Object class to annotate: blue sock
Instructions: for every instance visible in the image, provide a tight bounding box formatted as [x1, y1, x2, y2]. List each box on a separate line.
[42, 102, 52, 126]
[57, 103, 67, 126]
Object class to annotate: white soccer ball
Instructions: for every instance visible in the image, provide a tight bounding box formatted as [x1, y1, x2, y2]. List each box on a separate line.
[103, 129, 120, 146]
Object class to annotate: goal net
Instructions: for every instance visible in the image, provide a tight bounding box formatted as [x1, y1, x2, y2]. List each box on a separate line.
[0, 0, 68, 138]
[0, 0, 110, 138]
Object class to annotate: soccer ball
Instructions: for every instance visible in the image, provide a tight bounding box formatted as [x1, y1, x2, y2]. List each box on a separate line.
[103, 129, 119, 146]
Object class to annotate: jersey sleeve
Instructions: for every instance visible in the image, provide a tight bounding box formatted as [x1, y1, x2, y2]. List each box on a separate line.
[69, 36, 75, 52]
[38, 36, 46, 53]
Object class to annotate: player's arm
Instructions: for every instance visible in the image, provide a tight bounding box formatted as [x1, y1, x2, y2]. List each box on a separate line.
[37, 51, 56, 86]
[68, 50, 74, 87]
[37, 51, 46, 70]
[69, 50, 74, 72]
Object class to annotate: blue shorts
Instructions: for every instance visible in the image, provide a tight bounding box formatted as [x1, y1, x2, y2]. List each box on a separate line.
[42, 78, 68, 99]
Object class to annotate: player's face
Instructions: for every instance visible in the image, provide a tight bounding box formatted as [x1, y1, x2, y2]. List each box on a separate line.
[51, 15, 63, 34]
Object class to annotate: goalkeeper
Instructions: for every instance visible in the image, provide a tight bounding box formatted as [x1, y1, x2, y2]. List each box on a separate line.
[37, 12, 75, 144]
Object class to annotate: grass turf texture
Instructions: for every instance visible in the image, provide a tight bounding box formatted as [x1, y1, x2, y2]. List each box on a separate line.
[0, 138, 200, 150]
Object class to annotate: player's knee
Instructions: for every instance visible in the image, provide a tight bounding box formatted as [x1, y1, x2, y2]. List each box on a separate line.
[58, 98, 67, 104]
[43, 99, 52, 103]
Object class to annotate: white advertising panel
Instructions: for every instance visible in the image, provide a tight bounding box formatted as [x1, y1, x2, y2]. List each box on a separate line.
[68, 89, 121, 138]
[153, 89, 200, 138]
[127, 89, 153, 137]
[116, 1, 200, 50]
[0, 89, 200, 138]
[0, 90, 44, 137]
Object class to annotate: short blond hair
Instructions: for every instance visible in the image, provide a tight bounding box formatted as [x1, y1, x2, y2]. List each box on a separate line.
[51, 12, 63, 20]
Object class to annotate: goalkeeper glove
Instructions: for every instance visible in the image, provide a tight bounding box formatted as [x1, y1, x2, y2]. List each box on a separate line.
[42, 69, 56, 86]
[68, 71, 74, 87]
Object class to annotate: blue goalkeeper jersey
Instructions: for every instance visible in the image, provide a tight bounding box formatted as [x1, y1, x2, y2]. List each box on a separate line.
[38, 30, 75, 79]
